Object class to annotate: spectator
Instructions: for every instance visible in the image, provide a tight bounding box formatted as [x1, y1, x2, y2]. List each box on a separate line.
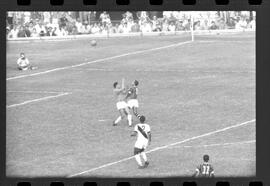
[24, 26, 31, 37]
[91, 23, 100, 34]
[168, 21, 176, 32]
[7, 26, 19, 38]
[152, 16, 159, 32]
[209, 21, 218, 30]
[175, 20, 185, 31]
[58, 27, 68, 36]
[235, 17, 247, 30]
[17, 26, 27, 37]
[31, 28, 39, 37]
[141, 21, 152, 33]
[75, 19, 83, 34]
[162, 19, 169, 32]
[199, 19, 209, 30]
[248, 17, 255, 30]
[46, 27, 56, 36]
[131, 21, 140, 32]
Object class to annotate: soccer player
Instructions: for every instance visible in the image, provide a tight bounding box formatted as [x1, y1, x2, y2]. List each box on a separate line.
[192, 154, 214, 177]
[113, 78, 132, 126]
[17, 52, 37, 71]
[131, 115, 151, 169]
[126, 80, 141, 119]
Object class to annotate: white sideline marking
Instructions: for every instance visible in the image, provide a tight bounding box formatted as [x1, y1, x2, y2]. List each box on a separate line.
[98, 119, 108, 122]
[7, 92, 71, 108]
[6, 41, 192, 81]
[68, 119, 255, 177]
[7, 90, 66, 94]
[168, 140, 255, 149]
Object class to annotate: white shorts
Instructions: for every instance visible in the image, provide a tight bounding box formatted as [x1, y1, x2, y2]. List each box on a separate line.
[127, 99, 139, 108]
[134, 139, 148, 149]
[116, 101, 128, 110]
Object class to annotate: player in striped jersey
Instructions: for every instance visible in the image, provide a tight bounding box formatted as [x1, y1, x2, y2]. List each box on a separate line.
[126, 80, 141, 119]
[192, 154, 214, 177]
[131, 115, 151, 169]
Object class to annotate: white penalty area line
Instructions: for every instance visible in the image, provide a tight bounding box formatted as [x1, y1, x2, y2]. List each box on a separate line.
[167, 140, 255, 149]
[7, 92, 71, 108]
[6, 41, 192, 81]
[7, 90, 66, 94]
[67, 119, 255, 177]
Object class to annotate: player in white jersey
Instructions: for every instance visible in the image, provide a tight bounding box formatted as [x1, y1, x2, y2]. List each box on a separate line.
[126, 80, 141, 119]
[131, 115, 151, 168]
[113, 78, 132, 126]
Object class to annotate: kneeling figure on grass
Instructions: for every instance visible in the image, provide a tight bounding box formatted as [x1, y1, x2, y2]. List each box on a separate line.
[17, 53, 37, 71]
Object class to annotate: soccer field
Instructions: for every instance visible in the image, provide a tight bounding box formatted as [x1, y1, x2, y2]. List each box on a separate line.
[6, 32, 256, 177]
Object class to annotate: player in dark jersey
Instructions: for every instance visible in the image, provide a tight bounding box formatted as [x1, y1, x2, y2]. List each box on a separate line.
[192, 154, 214, 177]
[126, 80, 141, 119]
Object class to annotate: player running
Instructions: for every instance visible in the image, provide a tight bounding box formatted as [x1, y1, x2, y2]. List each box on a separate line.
[131, 115, 151, 169]
[113, 78, 132, 127]
[192, 154, 214, 177]
[126, 80, 141, 119]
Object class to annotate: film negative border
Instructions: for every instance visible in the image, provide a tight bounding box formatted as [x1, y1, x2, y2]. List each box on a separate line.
[1, 0, 270, 186]
[15, 0, 263, 6]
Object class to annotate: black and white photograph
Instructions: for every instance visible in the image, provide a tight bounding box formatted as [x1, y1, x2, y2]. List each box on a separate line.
[6, 11, 256, 178]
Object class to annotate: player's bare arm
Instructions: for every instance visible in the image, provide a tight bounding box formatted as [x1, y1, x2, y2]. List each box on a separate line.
[192, 169, 199, 177]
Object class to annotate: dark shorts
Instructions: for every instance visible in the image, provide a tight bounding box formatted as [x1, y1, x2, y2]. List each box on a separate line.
[134, 147, 144, 155]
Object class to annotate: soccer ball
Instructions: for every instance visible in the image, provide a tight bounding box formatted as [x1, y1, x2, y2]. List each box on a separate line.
[91, 40, 97, 46]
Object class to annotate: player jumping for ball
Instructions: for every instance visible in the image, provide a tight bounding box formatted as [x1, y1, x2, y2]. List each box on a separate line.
[126, 80, 141, 119]
[192, 154, 214, 177]
[113, 78, 132, 127]
[131, 115, 151, 169]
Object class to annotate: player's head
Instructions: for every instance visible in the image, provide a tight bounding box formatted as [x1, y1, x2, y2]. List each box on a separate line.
[113, 82, 118, 88]
[139, 115, 145, 123]
[203, 154, 209, 162]
[133, 80, 139, 87]
[20, 52, 25, 59]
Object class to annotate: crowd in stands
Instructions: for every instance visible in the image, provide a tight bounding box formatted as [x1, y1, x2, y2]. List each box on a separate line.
[6, 11, 256, 38]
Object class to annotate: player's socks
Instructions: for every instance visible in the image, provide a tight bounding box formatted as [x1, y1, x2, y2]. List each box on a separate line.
[141, 152, 147, 162]
[127, 114, 132, 126]
[135, 154, 143, 166]
[134, 112, 141, 119]
[144, 161, 149, 168]
[114, 116, 121, 125]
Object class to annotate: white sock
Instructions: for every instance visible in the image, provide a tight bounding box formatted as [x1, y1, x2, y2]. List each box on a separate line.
[114, 116, 121, 124]
[135, 154, 143, 166]
[141, 152, 147, 162]
[127, 114, 132, 126]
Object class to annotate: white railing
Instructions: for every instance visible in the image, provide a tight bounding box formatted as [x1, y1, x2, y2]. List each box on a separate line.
[7, 28, 255, 42]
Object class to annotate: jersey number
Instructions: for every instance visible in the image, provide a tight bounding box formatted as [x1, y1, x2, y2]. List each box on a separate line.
[202, 165, 210, 175]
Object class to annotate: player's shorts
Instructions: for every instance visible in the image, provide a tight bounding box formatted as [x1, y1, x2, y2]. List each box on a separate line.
[134, 147, 145, 155]
[134, 139, 148, 150]
[127, 99, 139, 108]
[116, 101, 128, 110]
